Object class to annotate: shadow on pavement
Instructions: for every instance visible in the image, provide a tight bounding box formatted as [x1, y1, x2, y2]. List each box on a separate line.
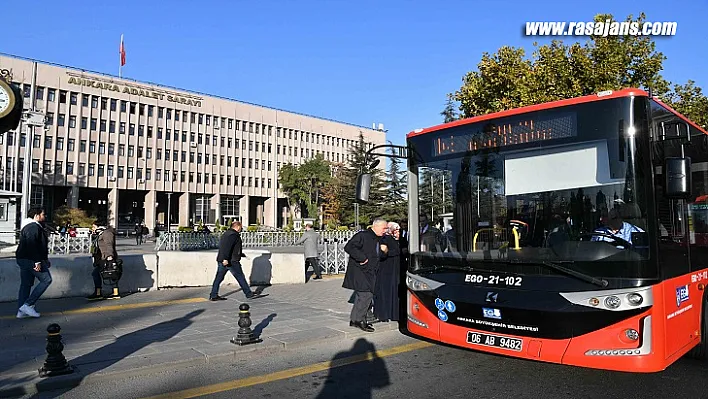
[314, 338, 390, 399]
[252, 313, 277, 339]
[28, 309, 204, 398]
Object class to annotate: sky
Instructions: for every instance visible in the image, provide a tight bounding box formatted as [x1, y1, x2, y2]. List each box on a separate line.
[2, 0, 706, 147]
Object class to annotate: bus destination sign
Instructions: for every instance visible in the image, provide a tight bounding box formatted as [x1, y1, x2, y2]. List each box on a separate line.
[433, 112, 578, 156]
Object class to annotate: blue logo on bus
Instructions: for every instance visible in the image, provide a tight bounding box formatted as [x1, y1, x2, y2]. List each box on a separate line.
[676, 285, 690, 307]
[435, 298, 445, 310]
[445, 300, 456, 313]
[482, 307, 502, 320]
[438, 310, 448, 322]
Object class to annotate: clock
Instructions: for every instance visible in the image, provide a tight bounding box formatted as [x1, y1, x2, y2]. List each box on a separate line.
[0, 78, 16, 119]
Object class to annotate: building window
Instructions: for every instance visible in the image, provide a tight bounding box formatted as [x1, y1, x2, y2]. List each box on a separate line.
[137, 168, 142, 180]
[108, 143, 115, 155]
[120, 101, 127, 112]
[129, 124, 135, 135]
[146, 147, 152, 159]
[43, 160, 51, 173]
[56, 137, 64, 150]
[109, 121, 116, 133]
[98, 164, 104, 177]
[180, 171, 185, 182]
[44, 136, 53, 149]
[31, 159, 39, 173]
[54, 161, 62, 174]
[88, 163, 95, 176]
[137, 147, 143, 158]
[128, 145, 134, 157]
[67, 162, 74, 175]
[57, 114, 65, 127]
[33, 135, 41, 148]
[120, 122, 126, 133]
[46, 112, 54, 125]
[80, 140, 87, 152]
[68, 139, 75, 151]
[156, 149, 162, 160]
[69, 115, 76, 128]
[48, 89, 56, 102]
[70, 93, 78, 105]
[110, 99, 117, 111]
[146, 169, 151, 180]
[79, 162, 86, 176]
[118, 166, 124, 178]
[147, 126, 153, 138]
[138, 125, 144, 136]
[119, 144, 125, 156]
[156, 169, 161, 181]
[100, 120, 107, 132]
[91, 96, 98, 109]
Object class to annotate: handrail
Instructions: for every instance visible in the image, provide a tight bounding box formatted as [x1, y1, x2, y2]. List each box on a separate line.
[472, 227, 519, 252]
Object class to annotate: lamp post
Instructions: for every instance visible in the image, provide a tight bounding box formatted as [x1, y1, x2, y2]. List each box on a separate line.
[166, 192, 172, 232]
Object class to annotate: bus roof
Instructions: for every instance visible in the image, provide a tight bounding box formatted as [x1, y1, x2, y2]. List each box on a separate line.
[407, 88, 707, 138]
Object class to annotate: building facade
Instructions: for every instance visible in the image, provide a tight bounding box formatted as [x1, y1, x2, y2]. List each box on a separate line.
[0, 53, 386, 232]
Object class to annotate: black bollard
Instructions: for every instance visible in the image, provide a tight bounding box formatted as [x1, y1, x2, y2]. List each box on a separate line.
[230, 303, 262, 346]
[38, 323, 74, 377]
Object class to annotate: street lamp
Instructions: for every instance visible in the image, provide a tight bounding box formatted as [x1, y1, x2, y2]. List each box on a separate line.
[166, 192, 172, 232]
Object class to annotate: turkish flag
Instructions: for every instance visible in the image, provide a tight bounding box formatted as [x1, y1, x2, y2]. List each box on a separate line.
[120, 34, 126, 66]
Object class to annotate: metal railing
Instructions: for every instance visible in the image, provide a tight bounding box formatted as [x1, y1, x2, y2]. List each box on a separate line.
[48, 235, 92, 254]
[154, 231, 355, 251]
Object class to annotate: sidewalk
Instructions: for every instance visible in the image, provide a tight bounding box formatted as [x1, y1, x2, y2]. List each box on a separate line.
[0, 276, 401, 396]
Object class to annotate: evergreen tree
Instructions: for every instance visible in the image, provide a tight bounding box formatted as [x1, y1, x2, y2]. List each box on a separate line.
[340, 132, 386, 228]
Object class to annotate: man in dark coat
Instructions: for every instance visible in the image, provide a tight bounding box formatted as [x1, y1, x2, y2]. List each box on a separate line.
[343, 218, 388, 332]
[211, 221, 263, 301]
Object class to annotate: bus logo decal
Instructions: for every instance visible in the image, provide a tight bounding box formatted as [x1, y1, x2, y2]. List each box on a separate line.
[676, 285, 689, 308]
[482, 307, 502, 320]
[486, 292, 498, 303]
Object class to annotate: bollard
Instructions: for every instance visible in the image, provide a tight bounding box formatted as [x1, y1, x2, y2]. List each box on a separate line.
[230, 303, 263, 346]
[38, 323, 74, 377]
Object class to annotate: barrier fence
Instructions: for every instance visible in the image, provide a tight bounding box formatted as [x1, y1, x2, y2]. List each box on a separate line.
[46, 231, 356, 275]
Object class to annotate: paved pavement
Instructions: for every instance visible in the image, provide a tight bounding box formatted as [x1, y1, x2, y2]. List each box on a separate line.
[0, 276, 399, 397]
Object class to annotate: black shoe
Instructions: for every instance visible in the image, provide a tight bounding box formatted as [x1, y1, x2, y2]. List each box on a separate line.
[350, 321, 375, 332]
[86, 293, 103, 301]
[210, 296, 227, 301]
[246, 293, 266, 300]
[313, 276, 323, 280]
[366, 316, 381, 324]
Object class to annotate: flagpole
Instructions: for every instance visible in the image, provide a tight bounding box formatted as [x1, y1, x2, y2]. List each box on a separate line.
[119, 34, 124, 78]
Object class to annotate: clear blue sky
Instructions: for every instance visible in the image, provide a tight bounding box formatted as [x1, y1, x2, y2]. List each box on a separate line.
[2, 0, 706, 146]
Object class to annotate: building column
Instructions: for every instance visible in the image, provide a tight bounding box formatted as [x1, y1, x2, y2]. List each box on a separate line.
[264, 197, 276, 228]
[67, 186, 79, 208]
[144, 190, 156, 231]
[108, 188, 119, 228]
[179, 192, 190, 227]
[239, 195, 249, 224]
[212, 193, 222, 225]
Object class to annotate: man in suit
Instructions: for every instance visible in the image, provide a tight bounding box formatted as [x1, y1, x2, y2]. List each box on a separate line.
[296, 223, 322, 281]
[343, 218, 388, 332]
[211, 221, 263, 301]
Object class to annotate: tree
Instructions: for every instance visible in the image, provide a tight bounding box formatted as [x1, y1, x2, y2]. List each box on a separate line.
[381, 141, 408, 223]
[321, 162, 346, 228]
[278, 163, 306, 222]
[441, 94, 459, 123]
[662, 80, 708, 130]
[339, 132, 387, 227]
[298, 154, 332, 218]
[450, 13, 683, 118]
[53, 205, 94, 228]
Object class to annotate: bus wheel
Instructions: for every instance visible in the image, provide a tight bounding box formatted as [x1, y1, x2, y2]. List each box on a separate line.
[689, 293, 708, 360]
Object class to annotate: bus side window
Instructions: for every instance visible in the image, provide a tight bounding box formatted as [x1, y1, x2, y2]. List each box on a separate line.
[685, 135, 708, 270]
[654, 140, 690, 279]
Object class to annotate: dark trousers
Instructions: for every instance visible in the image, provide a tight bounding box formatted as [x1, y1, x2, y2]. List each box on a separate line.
[350, 291, 374, 323]
[210, 261, 252, 298]
[17, 259, 52, 309]
[136, 234, 143, 245]
[92, 264, 119, 290]
[306, 257, 322, 278]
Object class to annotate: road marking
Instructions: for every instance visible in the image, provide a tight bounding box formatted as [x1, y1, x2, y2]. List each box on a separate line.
[1, 297, 208, 319]
[141, 340, 433, 399]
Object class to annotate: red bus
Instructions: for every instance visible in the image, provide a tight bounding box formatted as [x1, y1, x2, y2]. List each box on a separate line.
[358, 88, 708, 372]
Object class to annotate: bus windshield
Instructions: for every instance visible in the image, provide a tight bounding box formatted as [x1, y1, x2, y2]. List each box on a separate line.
[408, 97, 657, 279]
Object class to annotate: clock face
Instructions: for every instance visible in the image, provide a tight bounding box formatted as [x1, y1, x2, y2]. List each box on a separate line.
[0, 85, 10, 115]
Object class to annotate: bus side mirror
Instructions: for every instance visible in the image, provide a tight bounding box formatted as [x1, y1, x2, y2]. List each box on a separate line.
[355, 174, 371, 203]
[665, 157, 692, 199]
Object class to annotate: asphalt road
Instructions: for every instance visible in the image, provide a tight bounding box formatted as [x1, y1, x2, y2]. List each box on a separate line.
[18, 329, 708, 399]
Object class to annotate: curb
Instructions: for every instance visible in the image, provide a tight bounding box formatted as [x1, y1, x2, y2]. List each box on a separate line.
[0, 320, 400, 397]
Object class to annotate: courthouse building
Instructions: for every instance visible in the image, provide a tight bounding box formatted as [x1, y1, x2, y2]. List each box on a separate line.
[0, 53, 385, 231]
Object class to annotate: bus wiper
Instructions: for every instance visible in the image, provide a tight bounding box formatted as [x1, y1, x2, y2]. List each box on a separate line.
[508, 260, 609, 288]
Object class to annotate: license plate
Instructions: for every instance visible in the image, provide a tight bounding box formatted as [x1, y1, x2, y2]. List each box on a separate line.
[466, 331, 523, 352]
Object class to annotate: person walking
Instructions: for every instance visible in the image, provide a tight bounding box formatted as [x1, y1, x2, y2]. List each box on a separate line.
[135, 223, 143, 245]
[210, 221, 264, 301]
[88, 219, 121, 300]
[342, 218, 388, 332]
[296, 223, 322, 281]
[15, 207, 52, 318]
[374, 222, 402, 322]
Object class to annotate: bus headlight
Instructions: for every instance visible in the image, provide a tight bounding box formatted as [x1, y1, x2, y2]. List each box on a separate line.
[627, 293, 643, 306]
[604, 295, 621, 309]
[406, 273, 445, 292]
